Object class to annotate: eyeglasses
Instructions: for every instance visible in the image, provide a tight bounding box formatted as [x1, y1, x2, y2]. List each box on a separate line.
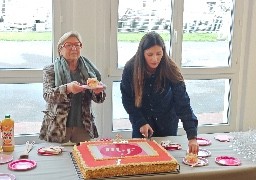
[61, 42, 82, 50]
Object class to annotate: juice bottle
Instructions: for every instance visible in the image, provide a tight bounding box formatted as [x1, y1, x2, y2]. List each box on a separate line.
[0, 120, 3, 152]
[2, 114, 15, 152]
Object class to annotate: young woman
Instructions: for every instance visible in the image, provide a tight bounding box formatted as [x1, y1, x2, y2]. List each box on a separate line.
[120, 31, 199, 154]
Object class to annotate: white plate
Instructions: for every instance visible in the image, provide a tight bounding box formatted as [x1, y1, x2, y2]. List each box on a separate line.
[0, 173, 16, 180]
[214, 135, 233, 142]
[183, 157, 209, 167]
[196, 137, 212, 146]
[186, 149, 211, 157]
[0, 154, 13, 164]
[198, 149, 211, 157]
[81, 84, 106, 90]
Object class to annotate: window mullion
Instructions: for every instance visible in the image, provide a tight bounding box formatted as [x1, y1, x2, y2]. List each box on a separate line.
[171, 0, 184, 67]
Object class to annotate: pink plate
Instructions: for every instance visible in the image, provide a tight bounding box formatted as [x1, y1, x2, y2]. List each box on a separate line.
[164, 144, 182, 151]
[161, 141, 182, 151]
[183, 157, 208, 167]
[0, 154, 13, 164]
[215, 156, 241, 166]
[8, 159, 37, 171]
[214, 135, 233, 142]
[37, 147, 62, 156]
[38, 147, 55, 156]
[196, 137, 211, 146]
[0, 173, 16, 180]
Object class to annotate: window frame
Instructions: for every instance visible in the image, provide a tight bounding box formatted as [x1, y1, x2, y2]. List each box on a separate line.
[0, 0, 58, 144]
[0, 0, 251, 142]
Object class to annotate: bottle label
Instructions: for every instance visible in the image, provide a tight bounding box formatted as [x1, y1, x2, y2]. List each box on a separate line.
[2, 126, 14, 146]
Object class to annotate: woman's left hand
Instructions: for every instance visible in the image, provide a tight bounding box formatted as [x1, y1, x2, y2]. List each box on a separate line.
[188, 138, 199, 154]
[67, 81, 85, 94]
[92, 87, 105, 95]
[92, 82, 106, 94]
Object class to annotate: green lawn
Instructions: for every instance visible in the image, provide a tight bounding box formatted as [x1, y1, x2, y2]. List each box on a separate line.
[0, 32, 218, 42]
[0, 32, 52, 41]
[117, 32, 218, 42]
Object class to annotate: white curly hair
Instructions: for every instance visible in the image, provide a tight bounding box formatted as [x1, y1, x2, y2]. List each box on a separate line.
[57, 31, 82, 56]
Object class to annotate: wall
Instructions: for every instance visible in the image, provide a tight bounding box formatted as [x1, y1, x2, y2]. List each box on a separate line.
[54, 0, 111, 136]
[239, 0, 256, 129]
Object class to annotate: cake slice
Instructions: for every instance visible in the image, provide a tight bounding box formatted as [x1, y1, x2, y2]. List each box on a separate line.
[87, 78, 99, 88]
[185, 153, 198, 164]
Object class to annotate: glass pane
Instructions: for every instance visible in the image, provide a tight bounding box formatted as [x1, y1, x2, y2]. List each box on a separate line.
[117, 0, 171, 69]
[182, 0, 233, 67]
[112, 79, 229, 131]
[0, 83, 44, 135]
[185, 79, 229, 125]
[0, 0, 52, 69]
[112, 81, 131, 131]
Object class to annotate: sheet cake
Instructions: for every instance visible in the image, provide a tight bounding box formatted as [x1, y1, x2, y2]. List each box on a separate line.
[72, 138, 179, 179]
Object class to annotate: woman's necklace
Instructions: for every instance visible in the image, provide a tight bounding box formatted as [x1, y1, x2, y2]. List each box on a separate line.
[145, 68, 155, 76]
[146, 70, 153, 76]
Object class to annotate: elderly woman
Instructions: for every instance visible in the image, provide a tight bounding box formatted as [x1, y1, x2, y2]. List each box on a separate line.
[39, 31, 106, 143]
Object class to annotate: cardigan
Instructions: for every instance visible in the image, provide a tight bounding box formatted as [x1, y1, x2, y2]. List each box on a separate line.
[39, 63, 106, 143]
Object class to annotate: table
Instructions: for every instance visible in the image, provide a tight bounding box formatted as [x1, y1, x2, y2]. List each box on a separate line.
[1, 133, 256, 180]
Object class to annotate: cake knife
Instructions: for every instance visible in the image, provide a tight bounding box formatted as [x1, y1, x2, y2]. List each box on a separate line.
[142, 133, 153, 141]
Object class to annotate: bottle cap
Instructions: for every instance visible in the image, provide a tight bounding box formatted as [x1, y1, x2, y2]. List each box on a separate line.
[5, 114, 11, 118]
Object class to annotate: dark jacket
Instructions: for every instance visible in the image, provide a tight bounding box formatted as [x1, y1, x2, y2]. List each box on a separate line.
[120, 58, 198, 140]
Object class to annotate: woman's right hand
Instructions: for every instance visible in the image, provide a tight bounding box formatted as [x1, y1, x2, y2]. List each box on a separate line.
[140, 124, 154, 138]
[66, 81, 84, 94]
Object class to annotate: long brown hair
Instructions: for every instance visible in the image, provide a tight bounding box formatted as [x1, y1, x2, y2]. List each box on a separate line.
[133, 31, 184, 107]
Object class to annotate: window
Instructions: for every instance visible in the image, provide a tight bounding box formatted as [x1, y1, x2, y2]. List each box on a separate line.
[0, 83, 44, 135]
[0, 0, 52, 135]
[109, 0, 242, 137]
[0, 0, 248, 140]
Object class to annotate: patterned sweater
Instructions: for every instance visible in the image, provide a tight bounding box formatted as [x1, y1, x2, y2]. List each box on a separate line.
[39, 64, 106, 143]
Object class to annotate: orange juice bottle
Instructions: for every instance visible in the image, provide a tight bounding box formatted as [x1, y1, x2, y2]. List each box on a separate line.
[2, 114, 15, 152]
[0, 120, 3, 152]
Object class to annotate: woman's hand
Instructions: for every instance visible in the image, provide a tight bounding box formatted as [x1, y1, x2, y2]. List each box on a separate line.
[140, 124, 154, 138]
[91, 82, 106, 95]
[66, 81, 84, 94]
[188, 138, 199, 154]
[92, 87, 105, 95]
